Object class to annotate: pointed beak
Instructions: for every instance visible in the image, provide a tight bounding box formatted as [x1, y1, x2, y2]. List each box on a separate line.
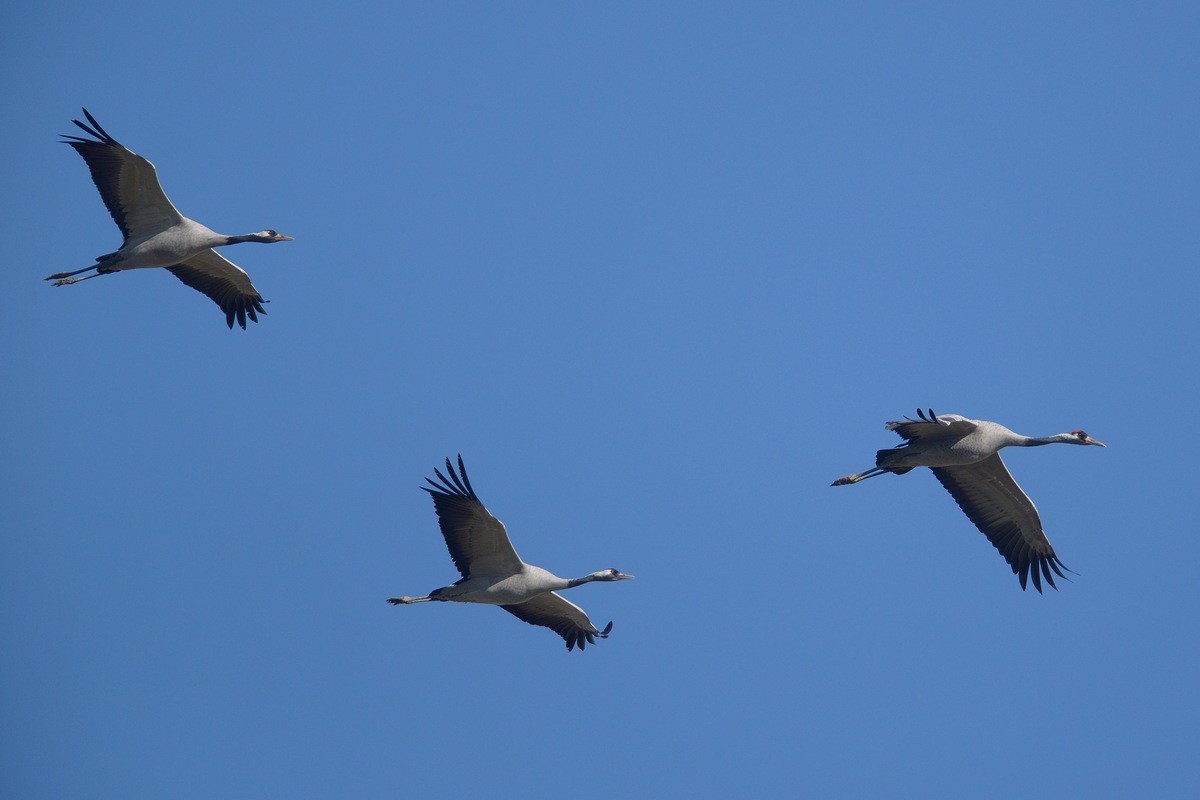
[616, 572, 635, 580]
[1085, 436, 1107, 448]
[273, 234, 294, 242]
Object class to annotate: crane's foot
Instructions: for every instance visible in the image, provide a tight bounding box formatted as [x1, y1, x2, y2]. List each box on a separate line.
[387, 596, 416, 605]
[51, 277, 79, 286]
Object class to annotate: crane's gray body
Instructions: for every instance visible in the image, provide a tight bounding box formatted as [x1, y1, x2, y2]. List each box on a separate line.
[98, 219, 227, 271]
[430, 565, 572, 605]
[876, 416, 1026, 470]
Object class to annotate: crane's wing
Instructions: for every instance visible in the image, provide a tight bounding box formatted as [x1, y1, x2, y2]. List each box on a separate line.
[61, 108, 183, 243]
[930, 454, 1068, 593]
[423, 456, 523, 580]
[500, 592, 614, 652]
[886, 408, 977, 443]
[167, 249, 268, 329]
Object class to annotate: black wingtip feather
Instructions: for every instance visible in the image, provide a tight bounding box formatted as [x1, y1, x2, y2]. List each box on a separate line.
[444, 458, 469, 495]
[80, 107, 118, 144]
[431, 466, 453, 493]
[456, 454, 476, 497]
[424, 460, 475, 499]
[69, 109, 118, 146]
[422, 457, 478, 500]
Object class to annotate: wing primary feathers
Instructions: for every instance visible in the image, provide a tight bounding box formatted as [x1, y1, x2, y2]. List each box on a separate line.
[1048, 558, 1070, 579]
[433, 465, 453, 491]
[445, 457, 470, 495]
[423, 462, 471, 497]
[428, 466, 459, 496]
[79, 107, 119, 145]
[71, 118, 104, 141]
[82, 108, 109, 137]
[423, 471, 451, 495]
[455, 454, 476, 498]
[1041, 559, 1055, 590]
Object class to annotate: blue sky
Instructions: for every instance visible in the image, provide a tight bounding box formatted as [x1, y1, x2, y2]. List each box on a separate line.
[2, 2, 1197, 797]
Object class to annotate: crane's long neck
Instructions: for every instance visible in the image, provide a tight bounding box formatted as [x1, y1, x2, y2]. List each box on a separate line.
[565, 574, 600, 589]
[221, 233, 263, 245]
[1014, 433, 1074, 447]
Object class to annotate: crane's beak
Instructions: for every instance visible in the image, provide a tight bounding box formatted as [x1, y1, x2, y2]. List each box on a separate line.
[615, 572, 635, 580]
[272, 233, 294, 242]
[1084, 436, 1107, 448]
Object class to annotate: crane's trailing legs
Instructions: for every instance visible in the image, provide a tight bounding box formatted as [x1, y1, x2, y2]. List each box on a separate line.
[49, 270, 114, 286]
[387, 595, 432, 604]
[47, 266, 102, 282]
[831, 467, 887, 486]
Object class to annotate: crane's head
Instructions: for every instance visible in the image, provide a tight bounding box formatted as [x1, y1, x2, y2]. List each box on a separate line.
[590, 568, 635, 582]
[248, 229, 294, 243]
[1067, 430, 1106, 447]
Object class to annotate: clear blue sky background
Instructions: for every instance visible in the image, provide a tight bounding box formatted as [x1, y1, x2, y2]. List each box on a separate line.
[2, 2, 1197, 797]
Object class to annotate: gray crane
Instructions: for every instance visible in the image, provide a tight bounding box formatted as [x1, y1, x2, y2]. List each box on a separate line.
[832, 409, 1106, 592]
[48, 109, 293, 329]
[388, 456, 634, 651]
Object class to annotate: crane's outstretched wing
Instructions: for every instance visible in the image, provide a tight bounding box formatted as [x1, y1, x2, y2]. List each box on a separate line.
[931, 454, 1069, 593]
[886, 408, 977, 443]
[423, 456, 523, 580]
[61, 108, 183, 243]
[167, 250, 268, 329]
[500, 593, 614, 652]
